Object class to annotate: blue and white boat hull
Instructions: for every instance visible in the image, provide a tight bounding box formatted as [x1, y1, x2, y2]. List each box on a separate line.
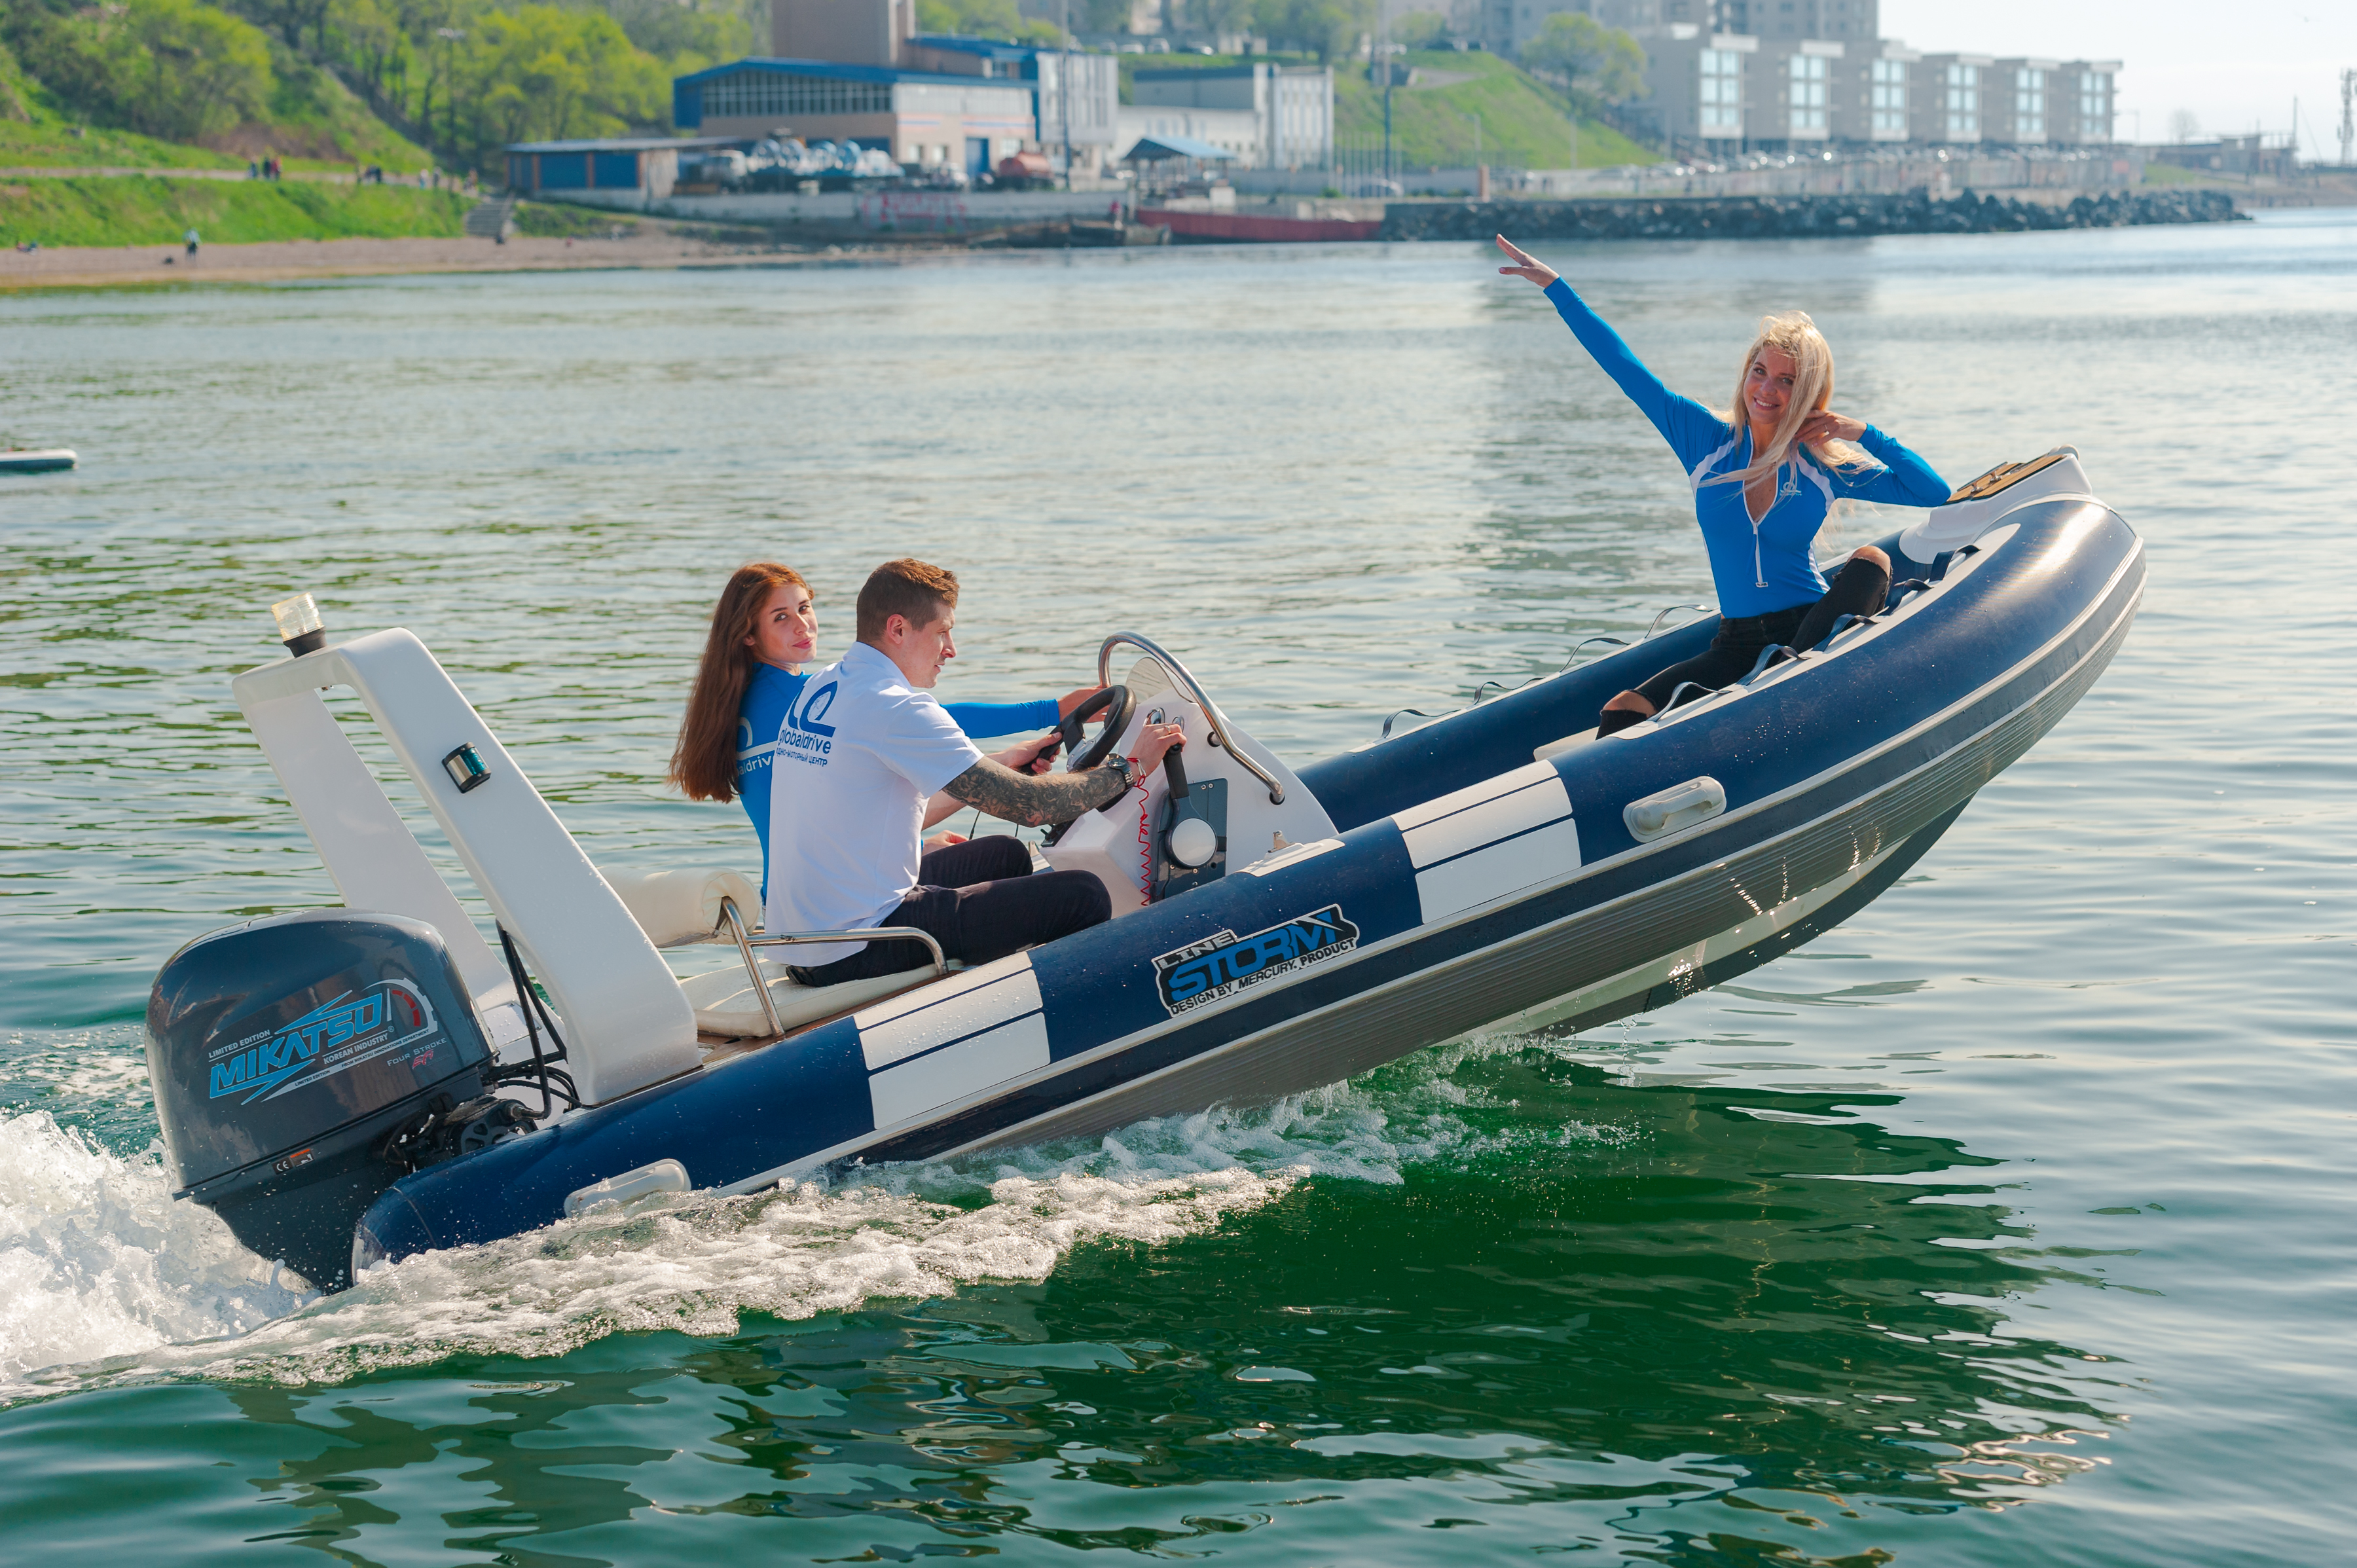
[350, 457, 2142, 1273]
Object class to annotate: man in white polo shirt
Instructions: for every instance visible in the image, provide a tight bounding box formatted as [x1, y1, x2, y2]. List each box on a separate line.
[767, 558, 1183, 985]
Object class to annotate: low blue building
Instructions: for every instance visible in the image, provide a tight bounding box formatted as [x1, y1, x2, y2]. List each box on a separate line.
[503, 136, 746, 200]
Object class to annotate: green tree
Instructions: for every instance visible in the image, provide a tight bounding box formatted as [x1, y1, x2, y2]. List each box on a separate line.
[1391, 7, 1446, 49]
[594, 0, 752, 71]
[450, 3, 663, 161]
[1517, 11, 1641, 106]
[1252, 0, 1369, 64]
[1, 0, 275, 141]
[914, 0, 1056, 43]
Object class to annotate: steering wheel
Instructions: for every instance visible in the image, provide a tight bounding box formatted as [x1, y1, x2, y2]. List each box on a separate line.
[1059, 684, 1133, 775]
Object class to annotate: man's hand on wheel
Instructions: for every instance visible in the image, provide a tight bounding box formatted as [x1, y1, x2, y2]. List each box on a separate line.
[993, 733, 1062, 775]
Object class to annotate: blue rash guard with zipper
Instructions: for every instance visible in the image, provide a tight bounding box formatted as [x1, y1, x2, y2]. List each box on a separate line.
[1543, 277, 1949, 617]
[737, 662, 1057, 892]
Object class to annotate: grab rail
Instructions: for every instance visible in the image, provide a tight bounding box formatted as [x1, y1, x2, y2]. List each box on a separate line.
[744, 926, 948, 977]
[1741, 644, 1800, 685]
[1646, 604, 1712, 640]
[1381, 706, 1457, 741]
[1565, 634, 1630, 667]
[1097, 631, 1284, 804]
[717, 897, 784, 1040]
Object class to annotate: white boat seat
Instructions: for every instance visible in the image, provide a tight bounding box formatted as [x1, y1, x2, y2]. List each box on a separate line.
[678, 958, 948, 1040]
[604, 867, 761, 949]
[602, 865, 949, 1040]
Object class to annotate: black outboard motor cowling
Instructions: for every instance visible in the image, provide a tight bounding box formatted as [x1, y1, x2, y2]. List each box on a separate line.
[147, 909, 496, 1291]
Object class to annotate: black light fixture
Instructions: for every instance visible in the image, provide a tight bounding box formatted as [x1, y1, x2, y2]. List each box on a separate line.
[441, 744, 491, 793]
[270, 592, 327, 656]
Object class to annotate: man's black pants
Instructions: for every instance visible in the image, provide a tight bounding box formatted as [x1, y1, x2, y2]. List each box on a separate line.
[788, 835, 1112, 987]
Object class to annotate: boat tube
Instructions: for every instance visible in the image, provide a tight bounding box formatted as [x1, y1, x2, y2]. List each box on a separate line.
[1, 448, 76, 474]
[143, 450, 2142, 1290]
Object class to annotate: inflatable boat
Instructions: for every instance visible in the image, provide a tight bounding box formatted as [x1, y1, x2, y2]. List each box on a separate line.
[0, 448, 75, 474]
[145, 450, 2143, 1290]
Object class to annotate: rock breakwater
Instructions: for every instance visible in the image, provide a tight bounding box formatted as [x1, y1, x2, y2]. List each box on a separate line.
[1381, 188, 2243, 243]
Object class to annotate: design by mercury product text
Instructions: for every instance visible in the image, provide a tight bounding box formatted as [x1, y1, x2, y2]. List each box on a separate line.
[1153, 906, 1362, 1016]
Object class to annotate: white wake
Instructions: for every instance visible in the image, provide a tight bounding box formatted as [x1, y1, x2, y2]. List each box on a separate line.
[0, 1037, 1553, 1400]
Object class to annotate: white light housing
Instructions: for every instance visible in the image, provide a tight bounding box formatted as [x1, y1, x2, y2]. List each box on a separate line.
[270, 593, 327, 655]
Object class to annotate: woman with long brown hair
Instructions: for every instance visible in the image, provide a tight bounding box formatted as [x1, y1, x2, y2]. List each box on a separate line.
[1494, 236, 1950, 735]
[670, 562, 1093, 884]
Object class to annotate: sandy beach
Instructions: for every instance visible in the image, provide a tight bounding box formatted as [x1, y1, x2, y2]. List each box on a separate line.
[0, 230, 815, 289]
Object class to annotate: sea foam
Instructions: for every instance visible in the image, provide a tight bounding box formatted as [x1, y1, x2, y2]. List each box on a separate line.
[0, 1044, 1546, 1399]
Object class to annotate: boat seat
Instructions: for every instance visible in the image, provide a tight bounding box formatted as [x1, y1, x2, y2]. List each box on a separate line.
[603, 866, 949, 1040]
[606, 866, 763, 948]
[678, 958, 947, 1040]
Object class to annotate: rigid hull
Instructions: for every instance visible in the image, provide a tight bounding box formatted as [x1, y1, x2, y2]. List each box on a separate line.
[351, 474, 2142, 1270]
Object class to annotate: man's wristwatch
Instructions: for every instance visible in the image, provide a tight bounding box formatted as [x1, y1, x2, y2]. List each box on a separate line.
[1103, 754, 1135, 792]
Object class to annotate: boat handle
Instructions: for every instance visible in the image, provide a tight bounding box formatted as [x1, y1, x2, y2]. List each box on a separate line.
[1381, 706, 1459, 741]
[1741, 644, 1800, 685]
[1645, 604, 1712, 640]
[564, 1158, 691, 1218]
[1624, 776, 1726, 842]
[744, 926, 947, 976]
[1563, 634, 1629, 670]
[718, 897, 785, 1039]
[1097, 631, 1283, 804]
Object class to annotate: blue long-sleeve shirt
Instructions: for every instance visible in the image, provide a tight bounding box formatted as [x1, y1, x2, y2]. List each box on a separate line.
[1543, 277, 1949, 617]
[736, 662, 1057, 888]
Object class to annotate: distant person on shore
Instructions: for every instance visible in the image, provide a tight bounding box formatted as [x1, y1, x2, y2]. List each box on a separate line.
[1493, 234, 1950, 735]
[670, 561, 1103, 897]
[184, 228, 199, 258]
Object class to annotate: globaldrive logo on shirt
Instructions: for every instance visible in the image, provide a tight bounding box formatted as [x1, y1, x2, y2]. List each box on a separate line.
[780, 680, 837, 766]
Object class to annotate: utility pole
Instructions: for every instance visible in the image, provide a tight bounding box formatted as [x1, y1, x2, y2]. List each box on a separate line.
[1378, 0, 1393, 181]
[1061, 0, 1073, 187]
[2340, 68, 2354, 168]
[435, 27, 464, 168]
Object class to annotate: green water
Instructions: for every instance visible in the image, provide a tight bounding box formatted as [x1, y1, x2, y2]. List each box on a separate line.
[1, 215, 2350, 1563]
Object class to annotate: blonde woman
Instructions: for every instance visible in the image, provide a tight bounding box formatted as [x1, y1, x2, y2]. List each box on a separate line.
[1495, 235, 1950, 735]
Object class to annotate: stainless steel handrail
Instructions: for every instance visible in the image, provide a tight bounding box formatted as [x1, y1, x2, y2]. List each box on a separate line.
[745, 925, 948, 976]
[1095, 630, 1284, 805]
[716, 896, 784, 1039]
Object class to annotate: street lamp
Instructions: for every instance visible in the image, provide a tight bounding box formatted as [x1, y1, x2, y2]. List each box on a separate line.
[435, 26, 464, 171]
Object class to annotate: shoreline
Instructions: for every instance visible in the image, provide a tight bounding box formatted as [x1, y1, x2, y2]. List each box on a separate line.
[0, 189, 2310, 292]
[0, 232, 801, 291]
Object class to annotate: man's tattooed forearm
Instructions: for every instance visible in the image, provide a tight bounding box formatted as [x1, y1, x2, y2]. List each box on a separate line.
[944, 759, 1124, 826]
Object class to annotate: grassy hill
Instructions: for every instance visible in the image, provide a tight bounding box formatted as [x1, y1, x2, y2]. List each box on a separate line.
[0, 175, 467, 248]
[0, 27, 429, 173]
[1336, 50, 1654, 169]
[1120, 48, 1655, 171]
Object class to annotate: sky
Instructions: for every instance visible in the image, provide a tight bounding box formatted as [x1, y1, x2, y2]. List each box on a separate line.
[1882, 1, 2356, 158]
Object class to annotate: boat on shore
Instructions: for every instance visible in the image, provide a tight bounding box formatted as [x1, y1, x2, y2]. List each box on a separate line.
[144, 449, 2142, 1291]
[1, 448, 75, 473]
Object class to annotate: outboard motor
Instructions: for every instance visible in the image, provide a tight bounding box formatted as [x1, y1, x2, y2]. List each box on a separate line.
[147, 909, 524, 1291]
